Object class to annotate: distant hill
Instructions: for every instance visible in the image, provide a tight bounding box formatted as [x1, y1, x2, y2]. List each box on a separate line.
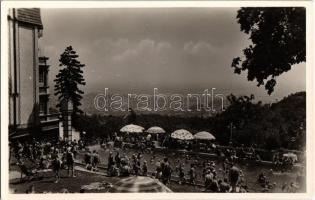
[50, 91, 227, 117]
[72, 91, 306, 151]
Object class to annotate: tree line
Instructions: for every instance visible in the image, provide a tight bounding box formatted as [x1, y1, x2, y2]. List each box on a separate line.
[73, 91, 306, 151]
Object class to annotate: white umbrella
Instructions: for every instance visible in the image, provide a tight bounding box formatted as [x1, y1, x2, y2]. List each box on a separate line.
[283, 153, 298, 162]
[109, 176, 172, 193]
[194, 131, 216, 141]
[171, 129, 194, 140]
[120, 124, 145, 133]
[146, 126, 166, 134]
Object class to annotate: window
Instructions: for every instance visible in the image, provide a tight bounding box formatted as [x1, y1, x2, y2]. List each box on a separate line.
[39, 70, 44, 83]
[39, 99, 46, 114]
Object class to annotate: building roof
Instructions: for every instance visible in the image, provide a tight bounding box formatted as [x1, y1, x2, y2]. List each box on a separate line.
[17, 8, 43, 28]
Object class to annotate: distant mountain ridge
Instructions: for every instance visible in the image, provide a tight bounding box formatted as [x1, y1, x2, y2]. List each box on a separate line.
[50, 91, 227, 117]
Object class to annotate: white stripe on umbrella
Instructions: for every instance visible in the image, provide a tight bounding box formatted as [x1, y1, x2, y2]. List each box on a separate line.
[109, 176, 172, 193]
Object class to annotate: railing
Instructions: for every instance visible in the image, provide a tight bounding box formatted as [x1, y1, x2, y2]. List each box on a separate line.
[39, 112, 60, 122]
[39, 86, 49, 95]
[39, 113, 60, 132]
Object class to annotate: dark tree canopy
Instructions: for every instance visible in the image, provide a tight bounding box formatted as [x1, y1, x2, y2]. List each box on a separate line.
[232, 7, 306, 94]
[54, 46, 86, 115]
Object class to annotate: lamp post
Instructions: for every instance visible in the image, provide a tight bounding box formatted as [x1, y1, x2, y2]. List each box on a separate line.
[229, 122, 236, 146]
[82, 131, 86, 143]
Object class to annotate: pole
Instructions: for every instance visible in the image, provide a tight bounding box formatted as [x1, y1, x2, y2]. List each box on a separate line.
[229, 122, 233, 146]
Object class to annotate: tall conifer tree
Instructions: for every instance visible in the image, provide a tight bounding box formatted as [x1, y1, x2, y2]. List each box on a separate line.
[54, 46, 86, 115]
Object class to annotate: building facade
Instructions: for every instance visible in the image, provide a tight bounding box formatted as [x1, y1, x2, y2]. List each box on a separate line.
[8, 8, 59, 140]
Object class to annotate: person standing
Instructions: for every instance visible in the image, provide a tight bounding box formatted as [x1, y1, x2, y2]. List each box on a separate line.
[115, 152, 121, 168]
[162, 159, 172, 185]
[66, 148, 76, 177]
[52, 155, 62, 183]
[189, 164, 196, 186]
[72, 141, 78, 159]
[178, 163, 185, 185]
[92, 150, 100, 171]
[84, 149, 92, 170]
[142, 160, 148, 176]
[229, 164, 240, 192]
[155, 159, 162, 179]
[108, 151, 115, 172]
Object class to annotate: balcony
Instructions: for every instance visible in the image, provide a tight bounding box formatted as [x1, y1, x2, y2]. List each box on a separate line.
[39, 86, 49, 95]
[39, 112, 60, 122]
[39, 112, 60, 132]
[39, 56, 49, 67]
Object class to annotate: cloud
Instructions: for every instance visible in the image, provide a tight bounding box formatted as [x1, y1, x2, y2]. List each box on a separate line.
[40, 8, 306, 101]
[184, 41, 214, 54]
[112, 39, 172, 64]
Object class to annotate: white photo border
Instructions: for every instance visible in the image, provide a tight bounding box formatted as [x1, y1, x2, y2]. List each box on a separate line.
[1, 1, 314, 200]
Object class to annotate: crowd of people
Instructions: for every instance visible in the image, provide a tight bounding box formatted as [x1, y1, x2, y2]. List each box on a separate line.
[101, 147, 248, 192]
[10, 138, 86, 183]
[10, 136, 304, 193]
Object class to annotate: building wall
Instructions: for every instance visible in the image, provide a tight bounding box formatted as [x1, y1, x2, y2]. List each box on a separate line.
[8, 8, 60, 140]
[8, 9, 15, 127]
[18, 26, 38, 127]
[8, 8, 42, 132]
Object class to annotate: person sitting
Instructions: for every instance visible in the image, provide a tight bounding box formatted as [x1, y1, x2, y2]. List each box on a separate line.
[25, 184, 35, 194]
[255, 153, 262, 162]
[239, 185, 248, 193]
[17, 161, 38, 182]
[210, 177, 220, 192]
[219, 178, 230, 193]
[112, 164, 120, 177]
[273, 152, 279, 164]
[258, 172, 267, 184]
[288, 182, 299, 193]
[204, 170, 213, 191]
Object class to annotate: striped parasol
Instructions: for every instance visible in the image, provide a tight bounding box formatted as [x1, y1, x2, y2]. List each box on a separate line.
[109, 176, 172, 193]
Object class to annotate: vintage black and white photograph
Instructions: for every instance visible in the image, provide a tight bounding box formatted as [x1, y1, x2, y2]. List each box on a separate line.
[1, 1, 313, 197]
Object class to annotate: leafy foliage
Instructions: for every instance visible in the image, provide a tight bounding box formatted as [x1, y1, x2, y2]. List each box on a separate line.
[73, 92, 305, 150]
[54, 46, 86, 114]
[232, 7, 306, 94]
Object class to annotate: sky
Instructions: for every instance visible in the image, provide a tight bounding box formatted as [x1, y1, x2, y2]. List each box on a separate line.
[39, 8, 306, 103]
